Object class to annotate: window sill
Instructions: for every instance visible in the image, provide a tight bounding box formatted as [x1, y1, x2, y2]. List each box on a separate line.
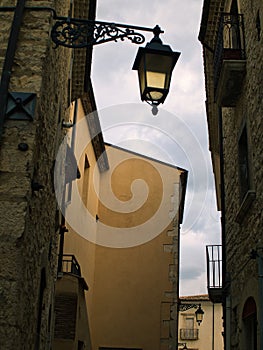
[235, 190, 256, 224]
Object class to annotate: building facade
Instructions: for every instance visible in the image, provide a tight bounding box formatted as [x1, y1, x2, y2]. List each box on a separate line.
[63, 138, 188, 350]
[59, 99, 187, 349]
[199, 0, 263, 349]
[0, 0, 96, 349]
[178, 295, 223, 350]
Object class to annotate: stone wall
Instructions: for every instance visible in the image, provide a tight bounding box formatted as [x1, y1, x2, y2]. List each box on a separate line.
[221, 1, 263, 346]
[222, 0, 262, 292]
[0, 1, 91, 349]
[200, 0, 263, 348]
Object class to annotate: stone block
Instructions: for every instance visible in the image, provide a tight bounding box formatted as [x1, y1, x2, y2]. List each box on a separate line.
[0, 279, 21, 325]
[0, 200, 26, 238]
[0, 324, 21, 350]
[0, 172, 31, 198]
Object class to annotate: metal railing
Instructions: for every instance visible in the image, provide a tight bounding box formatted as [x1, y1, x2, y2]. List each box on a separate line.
[213, 13, 246, 92]
[180, 328, 199, 340]
[62, 254, 81, 277]
[206, 245, 222, 290]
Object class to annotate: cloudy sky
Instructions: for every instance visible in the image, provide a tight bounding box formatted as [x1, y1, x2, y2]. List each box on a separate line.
[91, 0, 221, 296]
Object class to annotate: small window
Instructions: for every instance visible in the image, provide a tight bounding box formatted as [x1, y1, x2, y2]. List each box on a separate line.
[185, 316, 194, 329]
[180, 315, 198, 340]
[238, 125, 250, 201]
[82, 154, 90, 206]
[256, 10, 261, 41]
[78, 340, 85, 350]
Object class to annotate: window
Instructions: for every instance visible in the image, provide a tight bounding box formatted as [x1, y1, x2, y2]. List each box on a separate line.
[229, 0, 241, 49]
[185, 316, 194, 329]
[35, 268, 46, 349]
[78, 340, 85, 350]
[256, 10, 261, 41]
[242, 297, 257, 350]
[236, 123, 256, 222]
[238, 125, 250, 201]
[180, 315, 198, 340]
[82, 154, 90, 206]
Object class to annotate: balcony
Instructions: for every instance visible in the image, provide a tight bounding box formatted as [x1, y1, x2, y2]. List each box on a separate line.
[53, 254, 90, 349]
[214, 13, 246, 106]
[206, 245, 222, 303]
[61, 254, 82, 276]
[180, 328, 199, 340]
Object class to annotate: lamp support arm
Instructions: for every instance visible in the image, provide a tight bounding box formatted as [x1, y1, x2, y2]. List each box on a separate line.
[0, 6, 164, 49]
[51, 17, 163, 48]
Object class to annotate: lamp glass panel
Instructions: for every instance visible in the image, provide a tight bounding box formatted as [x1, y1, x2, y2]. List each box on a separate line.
[146, 91, 164, 100]
[145, 53, 174, 89]
[146, 71, 166, 89]
[138, 59, 146, 96]
[196, 311, 204, 323]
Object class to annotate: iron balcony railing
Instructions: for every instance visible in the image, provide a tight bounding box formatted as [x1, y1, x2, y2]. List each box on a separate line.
[213, 13, 246, 93]
[62, 254, 81, 277]
[206, 245, 222, 303]
[180, 328, 199, 340]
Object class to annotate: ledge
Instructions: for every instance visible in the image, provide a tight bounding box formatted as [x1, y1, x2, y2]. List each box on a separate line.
[216, 59, 246, 107]
[208, 287, 223, 303]
[235, 190, 256, 224]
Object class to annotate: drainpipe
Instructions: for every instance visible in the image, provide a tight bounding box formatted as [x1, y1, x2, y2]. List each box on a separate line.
[57, 100, 78, 274]
[257, 246, 263, 350]
[0, 0, 26, 140]
[212, 303, 215, 350]
[225, 295, 231, 350]
[57, 214, 67, 274]
[218, 107, 230, 350]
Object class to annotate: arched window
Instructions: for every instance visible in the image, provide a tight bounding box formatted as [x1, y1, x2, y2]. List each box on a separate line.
[242, 297, 257, 350]
[230, 0, 241, 49]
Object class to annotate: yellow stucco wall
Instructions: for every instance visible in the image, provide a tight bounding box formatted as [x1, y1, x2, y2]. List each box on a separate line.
[64, 108, 186, 350]
[64, 100, 101, 312]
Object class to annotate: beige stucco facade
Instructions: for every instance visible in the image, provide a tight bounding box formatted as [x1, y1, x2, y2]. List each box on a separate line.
[178, 295, 223, 350]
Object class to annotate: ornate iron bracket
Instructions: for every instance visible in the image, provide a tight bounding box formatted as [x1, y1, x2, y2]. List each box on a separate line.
[0, 6, 162, 49]
[51, 18, 163, 48]
[178, 303, 199, 312]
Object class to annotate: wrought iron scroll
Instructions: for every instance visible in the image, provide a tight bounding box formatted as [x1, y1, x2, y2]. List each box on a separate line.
[0, 7, 159, 48]
[51, 18, 148, 48]
[178, 303, 199, 312]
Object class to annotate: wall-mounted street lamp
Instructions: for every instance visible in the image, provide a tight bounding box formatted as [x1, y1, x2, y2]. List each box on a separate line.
[195, 304, 205, 325]
[179, 303, 205, 326]
[0, 4, 180, 139]
[51, 13, 180, 114]
[132, 25, 180, 115]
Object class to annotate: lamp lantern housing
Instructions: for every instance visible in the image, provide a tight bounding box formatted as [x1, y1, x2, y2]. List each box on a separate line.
[195, 304, 205, 325]
[132, 25, 180, 108]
